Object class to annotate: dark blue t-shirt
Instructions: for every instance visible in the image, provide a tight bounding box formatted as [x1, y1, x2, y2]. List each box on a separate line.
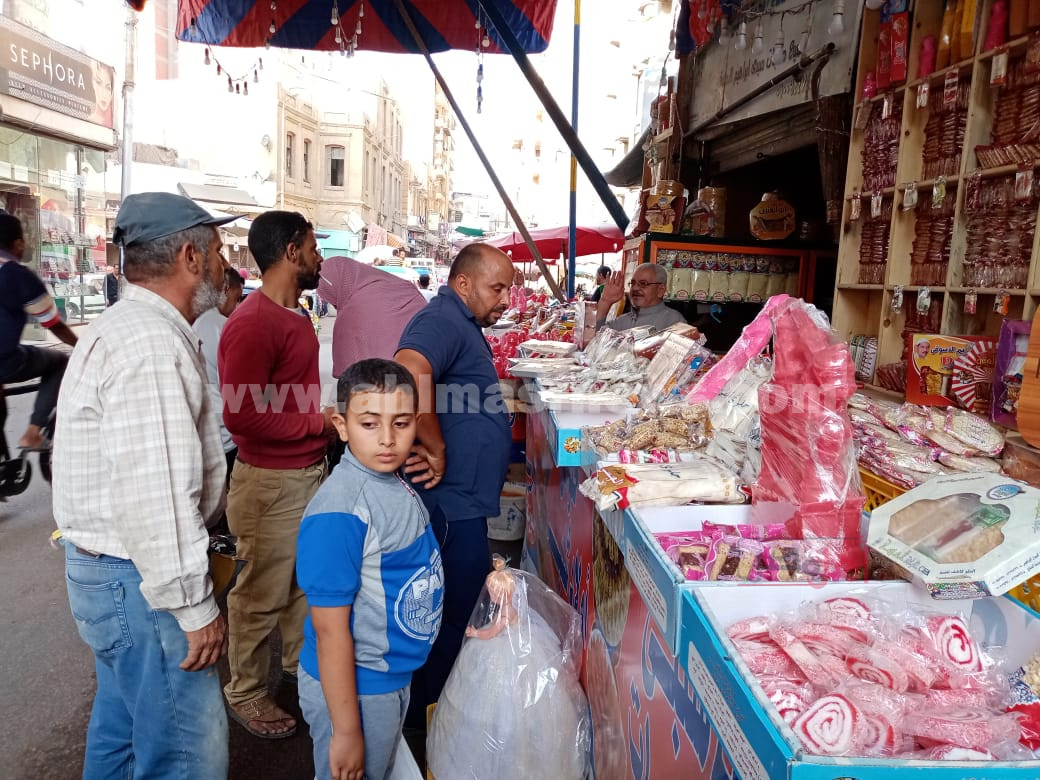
[0, 257, 49, 373]
[397, 286, 511, 520]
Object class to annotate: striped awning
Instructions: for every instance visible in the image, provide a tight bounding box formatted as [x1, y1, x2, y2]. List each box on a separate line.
[176, 0, 557, 54]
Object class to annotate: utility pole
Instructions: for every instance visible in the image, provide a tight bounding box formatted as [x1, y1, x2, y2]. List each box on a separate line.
[120, 6, 137, 202]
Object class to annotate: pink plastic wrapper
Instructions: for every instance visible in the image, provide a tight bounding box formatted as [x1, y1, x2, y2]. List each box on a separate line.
[752, 300, 867, 577]
[654, 533, 711, 581]
[735, 639, 802, 678]
[760, 678, 817, 726]
[705, 535, 764, 581]
[903, 708, 1022, 752]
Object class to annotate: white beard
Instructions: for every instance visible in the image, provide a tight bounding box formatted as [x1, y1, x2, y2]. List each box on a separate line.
[191, 274, 225, 319]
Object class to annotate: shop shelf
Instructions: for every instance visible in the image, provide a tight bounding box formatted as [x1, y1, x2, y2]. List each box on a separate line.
[836, 283, 883, 290]
[977, 35, 1032, 61]
[947, 286, 1027, 295]
[906, 56, 974, 90]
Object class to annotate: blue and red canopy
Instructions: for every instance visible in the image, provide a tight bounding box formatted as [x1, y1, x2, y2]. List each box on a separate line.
[176, 0, 557, 54]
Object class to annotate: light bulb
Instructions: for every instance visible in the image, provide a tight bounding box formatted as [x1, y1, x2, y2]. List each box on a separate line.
[269, 0, 276, 9]
[798, 29, 809, 54]
[735, 21, 747, 50]
[482, 33, 491, 47]
[204, 47, 210, 65]
[330, 4, 339, 25]
[227, 76, 233, 93]
[828, 1, 845, 35]
[697, 3, 707, 19]
[269, 20, 276, 35]
[752, 24, 764, 55]
[771, 33, 785, 66]
[719, 19, 730, 43]
[475, 19, 481, 29]
[335, 26, 342, 44]
[358, 3, 363, 18]
[356, 19, 362, 34]
[477, 63, 483, 83]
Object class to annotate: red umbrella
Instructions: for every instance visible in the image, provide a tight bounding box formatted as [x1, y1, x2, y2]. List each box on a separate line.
[486, 223, 624, 262]
[176, 0, 557, 54]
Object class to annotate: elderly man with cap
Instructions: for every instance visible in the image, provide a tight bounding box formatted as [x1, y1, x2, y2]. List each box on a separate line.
[52, 192, 234, 779]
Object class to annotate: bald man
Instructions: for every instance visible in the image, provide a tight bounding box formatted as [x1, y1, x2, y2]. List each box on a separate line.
[394, 243, 514, 728]
[595, 262, 686, 331]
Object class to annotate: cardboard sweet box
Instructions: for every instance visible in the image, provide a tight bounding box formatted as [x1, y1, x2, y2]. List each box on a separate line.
[868, 473, 1040, 599]
[905, 334, 997, 410]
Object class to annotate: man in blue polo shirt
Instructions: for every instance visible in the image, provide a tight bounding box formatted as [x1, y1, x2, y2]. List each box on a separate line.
[394, 242, 513, 728]
[0, 213, 78, 450]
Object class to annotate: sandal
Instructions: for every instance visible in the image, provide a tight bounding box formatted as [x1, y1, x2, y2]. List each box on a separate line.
[227, 695, 297, 740]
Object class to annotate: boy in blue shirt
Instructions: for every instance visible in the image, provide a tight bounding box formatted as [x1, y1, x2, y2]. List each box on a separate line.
[297, 358, 444, 780]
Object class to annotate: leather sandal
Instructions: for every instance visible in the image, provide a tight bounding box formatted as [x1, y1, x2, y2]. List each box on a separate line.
[227, 695, 297, 740]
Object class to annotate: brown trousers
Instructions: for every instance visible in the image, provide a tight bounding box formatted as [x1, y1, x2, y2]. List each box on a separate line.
[224, 459, 325, 706]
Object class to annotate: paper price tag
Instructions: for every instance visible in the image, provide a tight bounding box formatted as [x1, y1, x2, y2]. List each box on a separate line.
[854, 104, 871, 130]
[881, 92, 893, 120]
[943, 69, 959, 107]
[991, 48, 1009, 86]
[932, 176, 947, 208]
[1015, 164, 1034, 201]
[871, 191, 883, 218]
[902, 182, 918, 211]
[964, 290, 977, 315]
[849, 191, 862, 221]
[916, 81, 929, 109]
[916, 286, 931, 315]
[994, 291, 1010, 315]
[891, 285, 904, 314]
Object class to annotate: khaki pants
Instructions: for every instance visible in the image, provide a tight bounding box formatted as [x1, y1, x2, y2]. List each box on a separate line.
[224, 459, 325, 707]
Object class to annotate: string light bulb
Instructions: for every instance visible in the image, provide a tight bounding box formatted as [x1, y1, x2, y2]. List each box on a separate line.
[719, 18, 730, 43]
[735, 20, 748, 50]
[697, 2, 707, 19]
[269, 19, 276, 35]
[331, 2, 339, 26]
[254, 69, 259, 82]
[189, 18, 198, 38]
[771, 31, 786, 66]
[477, 63, 483, 83]
[828, 0, 845, 35]
[269, 0, 276, 9]
[204, 47, 210, 65]
[798, 25, 810, 55]
[227, 76, 233, 92]
[482, 33, 491, 47]
[243, 81, 248, 95]
[751, 22, 764, 54]
[335, 26, 342, 44]
[358, 2, 363, 18]
[356, 19, 362, 34]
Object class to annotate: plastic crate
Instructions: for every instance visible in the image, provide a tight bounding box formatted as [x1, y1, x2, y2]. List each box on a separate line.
[859, 467, 906, 512]
[1009, 576, 1040, 613]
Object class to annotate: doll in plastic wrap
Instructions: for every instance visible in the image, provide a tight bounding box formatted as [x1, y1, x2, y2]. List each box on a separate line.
[427, 556, 591, 780]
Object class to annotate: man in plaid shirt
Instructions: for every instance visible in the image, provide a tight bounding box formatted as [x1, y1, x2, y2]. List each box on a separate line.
[52, 193, 236, 779]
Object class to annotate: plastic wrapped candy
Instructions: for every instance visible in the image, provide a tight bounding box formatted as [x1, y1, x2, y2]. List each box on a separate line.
[427, 557, 591, 780]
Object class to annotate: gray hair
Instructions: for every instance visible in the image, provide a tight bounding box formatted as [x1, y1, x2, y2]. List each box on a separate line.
[636, 263, 668, 285]
[123, 225, 216, 282]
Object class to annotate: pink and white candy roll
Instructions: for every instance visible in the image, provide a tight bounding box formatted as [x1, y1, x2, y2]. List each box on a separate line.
[845, 641, 910, 692]
[735, 639, 802, 678]
[903, 708, 1022, 752]
[727, 616, 771, 642]
[793, 694, 862, 756]
[770, 623, 847, 689]
[792, 622, 858, 657]
[925, 615, 983, 672]
[760, 678, 816, 726]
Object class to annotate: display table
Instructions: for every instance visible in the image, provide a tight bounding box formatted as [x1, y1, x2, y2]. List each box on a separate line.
[523, 403, 1040, 779]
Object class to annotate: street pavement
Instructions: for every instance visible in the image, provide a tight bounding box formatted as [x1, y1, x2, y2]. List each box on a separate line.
[0, 315, 339, 779]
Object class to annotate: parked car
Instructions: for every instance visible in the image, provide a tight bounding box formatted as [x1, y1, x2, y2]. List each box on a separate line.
[51, 279, 106, 320]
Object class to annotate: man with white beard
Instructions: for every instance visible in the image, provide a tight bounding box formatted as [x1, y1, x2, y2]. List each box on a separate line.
[52, 192, 236, 779]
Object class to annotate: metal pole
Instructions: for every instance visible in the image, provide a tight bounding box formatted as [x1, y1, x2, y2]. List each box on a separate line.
[391, 0, 565, 302]
[119, 7, 136, 203]
[567, 0, 579, 301]
[480, 0, 628, 232]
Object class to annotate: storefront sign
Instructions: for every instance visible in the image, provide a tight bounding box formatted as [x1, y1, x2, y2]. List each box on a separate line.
[0, 15, 115, 128]
[689, 0, 862, 133]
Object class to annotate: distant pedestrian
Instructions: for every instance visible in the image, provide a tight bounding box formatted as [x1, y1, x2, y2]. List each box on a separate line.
[105, 265, 120, 306]
[588, 264, 611, 303]
[52, 192, 235, 779]
[219, 209, 337, 739]
[417, 274, 436, 302]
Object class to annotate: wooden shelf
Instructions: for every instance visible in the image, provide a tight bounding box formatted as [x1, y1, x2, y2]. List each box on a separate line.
[907, 57, 974, 90]
[886, 285, 943, 292]
[948, 287, 1028, 296]
[851, 187, 897, 198]
[977, 35, 1031, 61]
[837, 283, 884, 290]
[897, 174, 960, 191]
[858, 383, 906, 403]
[974, 163, 1035, 180]
[854, 86, 906, 111]
[651, 127, 673, 145]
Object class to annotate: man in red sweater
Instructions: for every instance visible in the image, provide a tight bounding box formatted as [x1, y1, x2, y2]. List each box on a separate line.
[218, 210, 335, 739]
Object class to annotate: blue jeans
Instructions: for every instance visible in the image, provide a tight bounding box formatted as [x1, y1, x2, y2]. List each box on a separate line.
[63, 542, 228, 780]
[299, 666, 409, 780]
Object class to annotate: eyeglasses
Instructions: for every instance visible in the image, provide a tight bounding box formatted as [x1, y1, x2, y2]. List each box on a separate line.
[630, 280, 663, 289]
